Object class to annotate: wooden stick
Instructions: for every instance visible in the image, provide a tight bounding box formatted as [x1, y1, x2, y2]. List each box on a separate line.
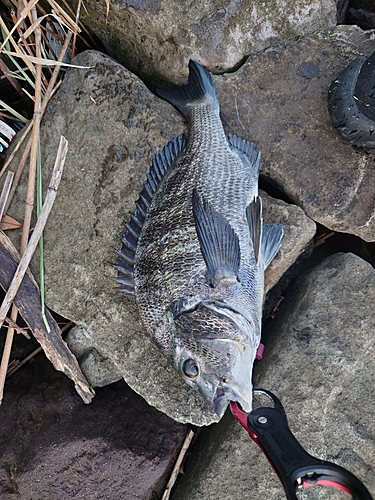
[0, 171, 14, 221]
[3, 317, 30, 337]
[20, 6, 42, 254]
[71, 0, 82, 59]
[3, 137, 32, 215]
[0, 172, 17, 403]
[6, 321, 73, 377]
[0, 14, 36, 76]
[314, 231, 335, 247]
[2, 30, 72, 213]
[10, 9, 49, 92]
[161, 429, 195, 500]
[1, 30, 72, 217]
[0, 56, 25, 98]
[0, 135, 68, 329]
[0, 121, 32, 181]
[7, 348, 42, 377]
[41, 30, 73, 113]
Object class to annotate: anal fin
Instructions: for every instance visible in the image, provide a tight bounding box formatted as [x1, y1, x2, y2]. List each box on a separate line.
[246, 196, 262, 264]
[260, 223, 283, 269]
[192, 189, 240, 288]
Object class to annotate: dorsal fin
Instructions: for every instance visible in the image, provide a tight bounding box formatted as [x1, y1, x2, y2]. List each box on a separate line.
[228, 134, 261, 175]
[114, 134, 186, 294]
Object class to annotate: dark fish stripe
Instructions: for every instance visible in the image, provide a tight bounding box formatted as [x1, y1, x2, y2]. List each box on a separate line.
[354, 50, 375, 122]
[121, 237, 137, 252]
[130, 212, 143, 229]
[125, 221, 139, 240]
[107, 274, 135, 288]
[112, 264, 134, 277]
[116, 247, 134, 264]
[135, 201, 147, 218]
[246, 196, 262, 264]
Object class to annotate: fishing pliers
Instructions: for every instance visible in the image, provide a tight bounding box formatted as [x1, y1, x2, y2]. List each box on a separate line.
[231, 389, 373, 500]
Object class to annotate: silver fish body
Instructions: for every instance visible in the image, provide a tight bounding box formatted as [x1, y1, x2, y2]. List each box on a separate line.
[115, 61, 283, 417]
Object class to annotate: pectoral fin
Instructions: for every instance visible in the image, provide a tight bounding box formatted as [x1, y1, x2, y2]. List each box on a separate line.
[192, 189, 240, 288]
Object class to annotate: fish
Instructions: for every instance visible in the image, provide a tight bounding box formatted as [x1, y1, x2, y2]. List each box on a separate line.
[113, 60, 283, 418]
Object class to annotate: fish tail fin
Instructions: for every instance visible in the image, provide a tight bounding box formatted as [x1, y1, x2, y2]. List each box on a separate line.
[156, 60, 218, 117]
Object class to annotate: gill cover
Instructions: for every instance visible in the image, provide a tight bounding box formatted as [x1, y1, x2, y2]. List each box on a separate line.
[175, 301, 258, 417]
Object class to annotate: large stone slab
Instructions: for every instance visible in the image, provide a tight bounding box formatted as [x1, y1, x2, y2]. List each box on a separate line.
[6, 50, 315, 425]
[66, 0, 336, 84]
[171, 252, 375, 499]
[0, 356, 186, 500]
[214, 25, 375, 241]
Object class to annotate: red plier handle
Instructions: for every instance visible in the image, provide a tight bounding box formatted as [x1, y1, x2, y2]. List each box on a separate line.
[230, 389, 373, 500]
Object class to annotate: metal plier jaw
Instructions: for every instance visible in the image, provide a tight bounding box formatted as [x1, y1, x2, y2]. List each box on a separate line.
[230, 389, 373, 500]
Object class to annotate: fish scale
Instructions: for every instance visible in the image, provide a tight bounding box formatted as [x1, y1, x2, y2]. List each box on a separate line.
[114, 61, 283, 417]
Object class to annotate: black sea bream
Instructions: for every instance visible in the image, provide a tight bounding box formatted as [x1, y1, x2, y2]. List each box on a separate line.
[114, 61, 283, 417]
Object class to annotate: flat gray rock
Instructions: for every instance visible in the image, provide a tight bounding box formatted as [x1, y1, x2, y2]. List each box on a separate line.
[214, 25, 375, 241]
[7, 50, 315, 425]
[67, 0, 336, 83]
[66, 326, 122, 387]
[171, 252, 375, 499]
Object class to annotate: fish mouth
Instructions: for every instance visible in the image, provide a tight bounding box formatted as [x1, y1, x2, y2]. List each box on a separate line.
[212, 382, 252, 417]
[213, 392, 229, 418]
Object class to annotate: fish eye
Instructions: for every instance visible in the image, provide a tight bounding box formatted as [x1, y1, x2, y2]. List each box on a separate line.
[182, 358, 199, 379]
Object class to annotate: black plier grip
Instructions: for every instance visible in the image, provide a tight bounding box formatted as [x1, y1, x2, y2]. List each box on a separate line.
[230, 389, 373, 500]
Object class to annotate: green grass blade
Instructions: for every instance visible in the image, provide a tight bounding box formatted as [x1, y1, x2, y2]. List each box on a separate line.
[0, 100, 28, 123]
[37, 135, 51, 333]
[6, 54, 36, 89]
[1, 26, 37, 91]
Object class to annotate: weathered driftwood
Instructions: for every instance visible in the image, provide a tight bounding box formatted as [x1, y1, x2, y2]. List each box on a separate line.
[0, 232, 95, 404]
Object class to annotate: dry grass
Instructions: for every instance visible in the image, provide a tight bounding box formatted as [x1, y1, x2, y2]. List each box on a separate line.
[0, 0, 93, 402]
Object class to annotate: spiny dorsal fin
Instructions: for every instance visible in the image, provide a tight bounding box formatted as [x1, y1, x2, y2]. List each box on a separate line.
[260, 223, 283, 269]
[246, 196, 262, 264]
[192, 189, 240, 288]
[156, 60, 218, 118]
[115, 134, 186, 294]
[228, 134, 261, 175]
